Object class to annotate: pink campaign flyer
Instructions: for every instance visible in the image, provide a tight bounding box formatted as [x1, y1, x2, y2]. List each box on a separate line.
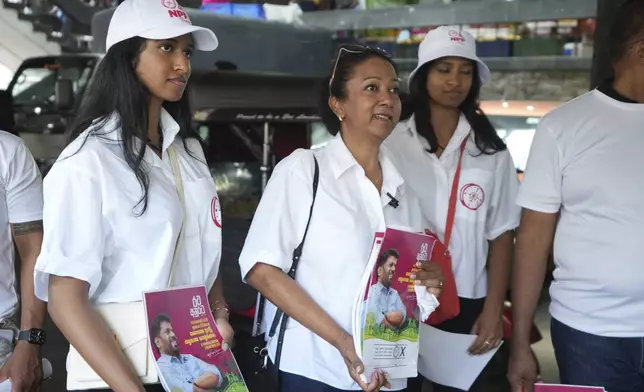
[143, 285, 249, 392]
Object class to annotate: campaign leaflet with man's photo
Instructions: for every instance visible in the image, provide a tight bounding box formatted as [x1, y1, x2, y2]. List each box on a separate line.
[355, 228, 438, 380]
[143, 285, 249, 392]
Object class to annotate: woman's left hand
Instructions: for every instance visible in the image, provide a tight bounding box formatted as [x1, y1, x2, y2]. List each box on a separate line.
[468, 307, 503, 355]
[214, 317, 235, 350]
[410, 261, 445, 298]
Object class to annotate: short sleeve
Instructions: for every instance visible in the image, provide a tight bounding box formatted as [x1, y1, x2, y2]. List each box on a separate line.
[34, 162, 105, 302]
[485, 149, 521, 240]
[5, 141, 43, 224]
[238, 149, 316, 281]
[516, 122, 563, 214]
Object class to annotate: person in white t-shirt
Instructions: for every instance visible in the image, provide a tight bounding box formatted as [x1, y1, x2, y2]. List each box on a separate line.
[509, 2, 644, 391]
[32, 1, 229, 391]
[0, 131, 46, 391]
[239, 45, 445, 392]
[384, 26, 520, 392]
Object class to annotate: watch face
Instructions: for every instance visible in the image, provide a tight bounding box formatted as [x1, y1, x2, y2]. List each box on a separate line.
[29, 329, 46, 345]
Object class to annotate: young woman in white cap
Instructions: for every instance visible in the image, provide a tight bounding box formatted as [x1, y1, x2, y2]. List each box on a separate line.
[238, 45, 445, 392]
[32, 0, 228, 391]
[384, 26, 520, 392]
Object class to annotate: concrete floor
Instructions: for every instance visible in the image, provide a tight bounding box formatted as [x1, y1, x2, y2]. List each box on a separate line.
[36, 295, 559, 392]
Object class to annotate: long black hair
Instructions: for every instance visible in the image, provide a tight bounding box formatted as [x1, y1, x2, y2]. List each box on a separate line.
[318, 45, 399, 135]
[609, 0, 644, 64]
[66, 37, 200, 216]
[406, 61, 506, 155]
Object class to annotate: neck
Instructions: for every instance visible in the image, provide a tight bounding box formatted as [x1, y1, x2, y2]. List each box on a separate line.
[612, 66, 644, 103]
[341, 129, 381, 176]
[148, 98, 163, 145]
[428, 102, 460, 146]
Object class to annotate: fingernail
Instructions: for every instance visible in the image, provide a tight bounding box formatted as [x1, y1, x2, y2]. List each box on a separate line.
[356, 365, 362, 373]
[223, 343, 229, 351]
[410, 274, 416, 280]
[416, 262, 422, 267]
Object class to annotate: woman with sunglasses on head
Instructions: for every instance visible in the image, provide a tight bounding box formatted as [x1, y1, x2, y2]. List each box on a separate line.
[238, 45, 444, 392]
[385, 27, 520, 392]
[31, 1, 232, 391]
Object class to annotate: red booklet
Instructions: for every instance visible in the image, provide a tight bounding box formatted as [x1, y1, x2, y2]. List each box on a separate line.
[143, 285, 249, 392]
[423, 229, 460, 326]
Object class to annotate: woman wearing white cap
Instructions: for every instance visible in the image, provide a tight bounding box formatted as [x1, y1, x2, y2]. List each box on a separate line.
[384, 26, 520, 392]
[32, 0, 227, 391]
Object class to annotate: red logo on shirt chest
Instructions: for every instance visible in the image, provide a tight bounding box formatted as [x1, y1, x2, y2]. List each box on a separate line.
[211, 196, 222, 228]
[460, 183, 485, 210]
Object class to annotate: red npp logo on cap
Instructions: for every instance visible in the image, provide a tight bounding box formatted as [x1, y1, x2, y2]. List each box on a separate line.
[449, 30, 466, 44]
[162, 0, 191, 22]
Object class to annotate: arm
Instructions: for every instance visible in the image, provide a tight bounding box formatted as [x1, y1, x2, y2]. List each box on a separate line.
[246, 264, 350, 351]
[207, 273, 226, 320]
[4, 140, 46, 332]
[511, 121, 563, 347]
[207, 273, 234, 348]
[12, 221, 46, 332]
[47, 277, 145, 392]
[469, 150, 521, 354]
[0, 139, 46, 390]
[484, 230, 514, 316]
[194, 357, 223, 388]
[194, 373, 220, 389]
[33, 163, 144, 391]
[384, 291, 406, 327]
[241, 151, 351, 349]
[511, 210, 557, 346]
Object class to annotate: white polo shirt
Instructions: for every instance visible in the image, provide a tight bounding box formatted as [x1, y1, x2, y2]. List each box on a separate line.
[34, 109, 222, 304]
[238, 134, 428, 391]
[384, 115, 521, 299]
[517, 89, 644, 337]
[0, 131, 43, 319]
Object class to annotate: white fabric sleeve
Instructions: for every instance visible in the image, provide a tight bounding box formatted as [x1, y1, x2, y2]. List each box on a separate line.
[34, 163, 106, 302]
[516, 122, 563, 214]
[485, 149, 521, 240]
[5, 140, 43, 224]
[238, 149, 316, 281]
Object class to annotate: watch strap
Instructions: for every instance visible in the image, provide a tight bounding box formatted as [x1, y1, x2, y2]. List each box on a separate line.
[17, 328, 46, 345]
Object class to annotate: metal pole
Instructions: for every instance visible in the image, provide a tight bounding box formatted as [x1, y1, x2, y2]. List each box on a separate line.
[261, 121, 270, 192]
[590, 0, 628, 89]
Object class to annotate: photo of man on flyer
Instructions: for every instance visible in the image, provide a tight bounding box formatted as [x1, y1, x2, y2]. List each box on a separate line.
[151, 313, 224, 391]
[365, 249, 407, 331]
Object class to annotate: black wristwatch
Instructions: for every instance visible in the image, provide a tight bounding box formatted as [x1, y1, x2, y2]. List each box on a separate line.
[17, 328, 46, 345]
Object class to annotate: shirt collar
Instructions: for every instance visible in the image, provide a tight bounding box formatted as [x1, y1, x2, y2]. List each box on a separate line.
[405, 112, 472, 157]
[374, 281, 394, 294]
[324, 133, 406, 199]
[88, 107, 181, 151]
[159, 353, 186, 364]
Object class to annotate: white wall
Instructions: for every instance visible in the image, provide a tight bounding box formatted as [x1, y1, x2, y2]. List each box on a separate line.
[0, 63, 13, 89]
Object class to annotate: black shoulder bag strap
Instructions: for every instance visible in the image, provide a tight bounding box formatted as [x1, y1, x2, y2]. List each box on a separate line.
[255, 155, 320, 388]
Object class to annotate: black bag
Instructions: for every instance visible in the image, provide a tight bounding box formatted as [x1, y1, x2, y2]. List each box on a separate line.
[251, 155, 320, 390]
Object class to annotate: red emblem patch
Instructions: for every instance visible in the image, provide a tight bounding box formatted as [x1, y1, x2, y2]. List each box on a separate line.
[460, 183, 485, 211]
[211, 196, 222, 228]
[161, 0, 178, 9]
[449, 29, 466, 44]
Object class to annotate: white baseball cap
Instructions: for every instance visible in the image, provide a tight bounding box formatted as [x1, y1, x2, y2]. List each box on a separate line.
[105, 0, 219, 53]
[408, 26, 490, 88]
